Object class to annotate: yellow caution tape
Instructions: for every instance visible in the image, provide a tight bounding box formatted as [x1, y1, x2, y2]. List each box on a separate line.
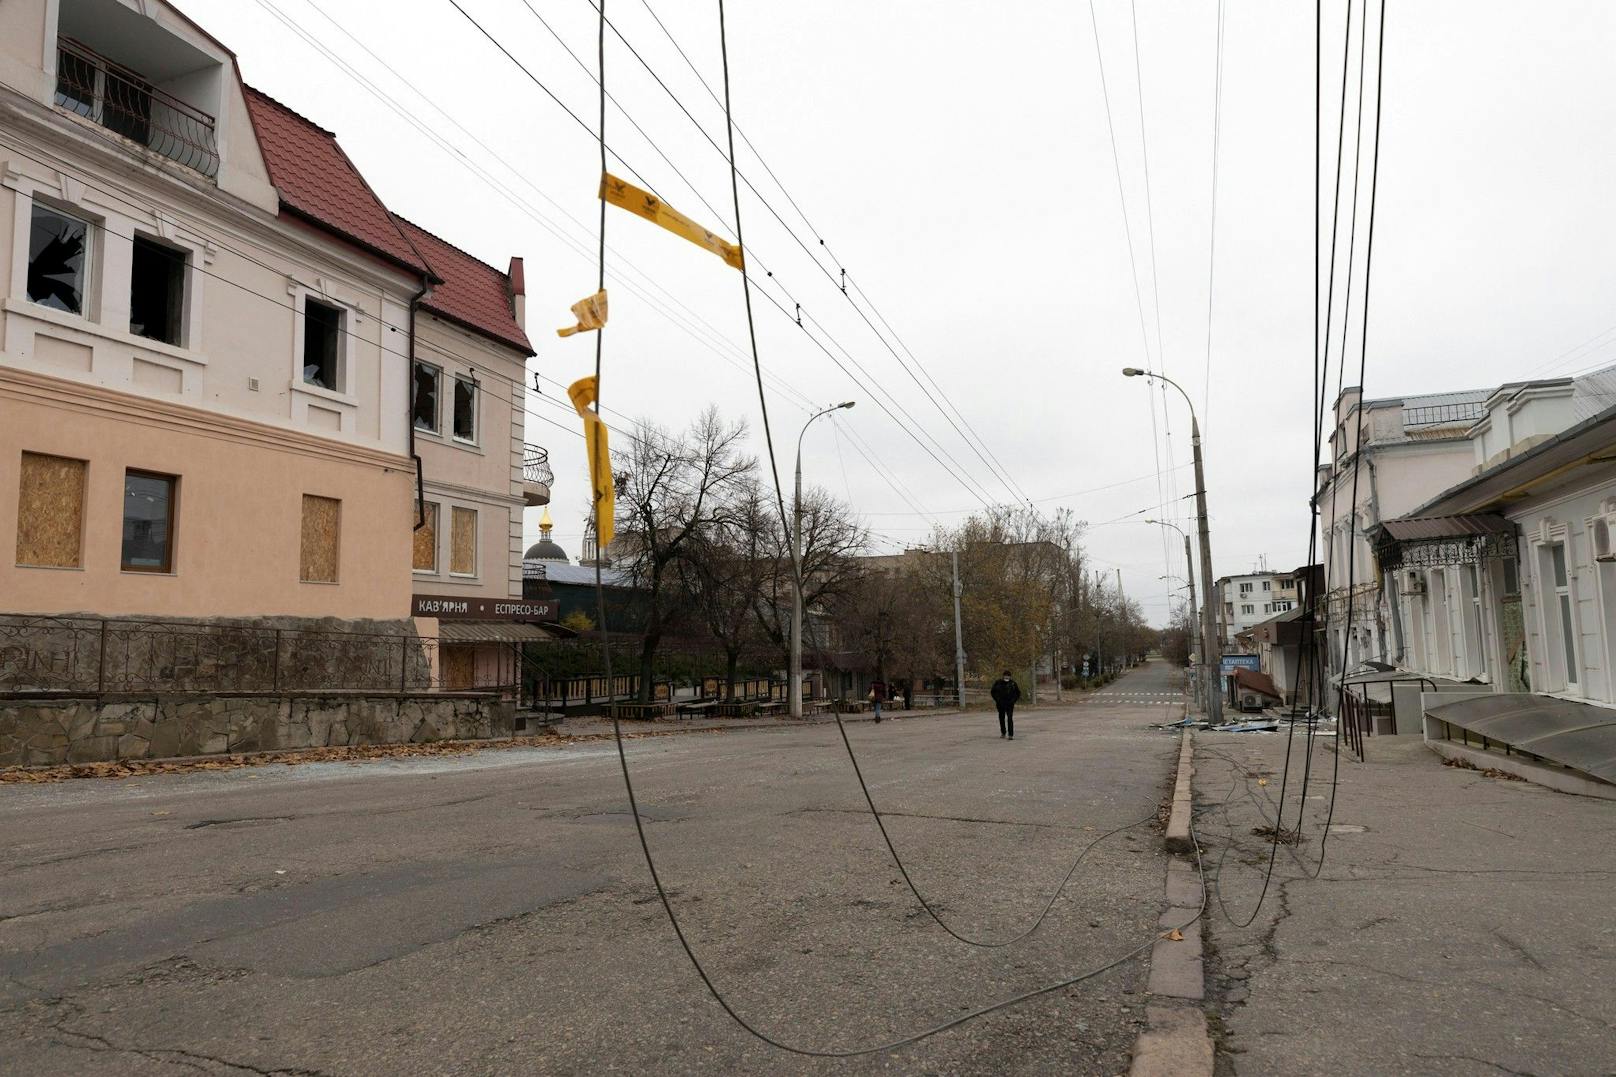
[567, 375, 614, 548]
[600, 173, 743, 271]
[557, 289, 608, 338]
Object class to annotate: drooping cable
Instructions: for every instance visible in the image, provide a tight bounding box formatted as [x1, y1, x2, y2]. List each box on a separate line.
[1316, 0, 1388, 873]
[592, 0, 1035, 510]
[574, 4, 1208, 1055]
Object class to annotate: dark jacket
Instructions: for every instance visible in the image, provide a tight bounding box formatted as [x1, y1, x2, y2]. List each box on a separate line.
[990, 677, 1021, 707]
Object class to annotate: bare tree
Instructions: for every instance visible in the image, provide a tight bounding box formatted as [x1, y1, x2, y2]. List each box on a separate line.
[751, 485, 868, 665]
[830, 560, 951, 690]
[615, 407, 754, 702]
[680, 478, 771, 699]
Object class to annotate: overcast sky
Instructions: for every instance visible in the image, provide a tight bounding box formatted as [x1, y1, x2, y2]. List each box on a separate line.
[190, 0, 1616, 625]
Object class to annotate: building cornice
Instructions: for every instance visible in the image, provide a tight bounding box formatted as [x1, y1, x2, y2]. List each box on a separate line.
[0, 365, 411, 472]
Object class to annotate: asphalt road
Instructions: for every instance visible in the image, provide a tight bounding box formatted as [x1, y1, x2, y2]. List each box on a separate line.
[1, 664, 1188, 1075]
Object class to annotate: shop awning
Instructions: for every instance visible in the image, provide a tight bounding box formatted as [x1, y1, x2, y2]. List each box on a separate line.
[1426, 694, 1616, 785]
[435, 622, 560, 643]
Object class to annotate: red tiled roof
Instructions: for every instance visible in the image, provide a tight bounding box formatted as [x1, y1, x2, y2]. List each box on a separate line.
[393, 217, 533, 356]
[242, 87, 430, 277]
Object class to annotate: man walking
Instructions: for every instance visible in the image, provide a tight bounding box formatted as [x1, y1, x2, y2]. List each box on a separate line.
[990, 670, 1021, 739]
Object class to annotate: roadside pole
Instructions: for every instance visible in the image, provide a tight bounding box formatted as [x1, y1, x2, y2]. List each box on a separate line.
[952, 550, 966, 709]
[1183, 533, 1202, 713]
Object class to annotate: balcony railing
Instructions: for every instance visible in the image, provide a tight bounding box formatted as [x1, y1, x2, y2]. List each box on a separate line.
[55, 39, 220, 178]
[523, 443, 553, 488]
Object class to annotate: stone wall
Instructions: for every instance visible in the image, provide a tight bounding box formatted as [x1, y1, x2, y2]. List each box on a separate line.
[0, 614, 436, 694]
[0, 692, 514, 768]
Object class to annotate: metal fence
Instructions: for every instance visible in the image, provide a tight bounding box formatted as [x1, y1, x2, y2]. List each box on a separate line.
[55, 39, 220, 177]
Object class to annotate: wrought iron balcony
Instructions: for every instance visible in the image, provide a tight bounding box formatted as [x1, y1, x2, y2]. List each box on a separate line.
[55, 39, 220, 178]
[523, 443, 552, 507]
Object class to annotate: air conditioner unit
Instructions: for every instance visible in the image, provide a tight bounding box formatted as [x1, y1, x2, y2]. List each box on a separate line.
[1595, 512, 1616, 563]
[1400, 570, 1425, 595]
[1238, 691, 1265, 713]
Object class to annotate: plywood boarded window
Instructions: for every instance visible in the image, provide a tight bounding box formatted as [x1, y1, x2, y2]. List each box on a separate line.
[413, 501, 439, 572]
[16, 452, 86, 568]
[300, 494, 340, 583]
[450, 506, 476, 576]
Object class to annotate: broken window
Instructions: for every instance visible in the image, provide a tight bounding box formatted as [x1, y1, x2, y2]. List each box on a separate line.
[413, 501, 439, 572]
[28, 204, 90, 314]
[130, 235, 185, 345]
[302, 298, 342, 391]
[413, 362, 440, 432]
[452, 375, 477, 442]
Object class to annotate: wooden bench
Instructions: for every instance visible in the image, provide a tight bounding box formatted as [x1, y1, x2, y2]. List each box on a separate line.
[674, 699, 721, 718]
[802, 700, 833, 717]
[611, 701, 673, 720]
[836, 699, 870, 714]
[755, 700, 787, 717]
[712, 700, 763, 718]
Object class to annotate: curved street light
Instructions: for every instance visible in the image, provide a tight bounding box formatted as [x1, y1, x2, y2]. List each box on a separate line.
[790, 401, 855, 718]
[1125, 369, 1222, 724]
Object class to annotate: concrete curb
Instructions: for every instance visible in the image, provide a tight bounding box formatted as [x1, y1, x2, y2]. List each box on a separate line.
[1164, 731, 1195, 853]
[1129, 730, 1213, 1077]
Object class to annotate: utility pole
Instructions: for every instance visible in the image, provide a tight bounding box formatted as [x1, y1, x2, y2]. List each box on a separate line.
[1190, 415, 1223, 724]
[1183, 532, 1202, 709]
[951, 550, 966, 709]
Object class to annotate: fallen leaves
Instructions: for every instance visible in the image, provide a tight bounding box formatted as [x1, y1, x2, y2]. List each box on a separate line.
[1166, 928, 1185, 942]
[1441, 755, 1526, 781]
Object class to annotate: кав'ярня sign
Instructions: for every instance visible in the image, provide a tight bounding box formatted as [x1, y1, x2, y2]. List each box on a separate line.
[411, 594, 557, 621]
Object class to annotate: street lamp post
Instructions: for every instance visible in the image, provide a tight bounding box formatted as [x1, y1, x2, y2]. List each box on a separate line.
[791, 401, 855, 718]
[1147, 519, 1203, 712]
[1125, 368, 1222, 725]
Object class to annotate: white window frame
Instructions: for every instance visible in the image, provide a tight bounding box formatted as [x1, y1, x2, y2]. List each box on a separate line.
[451, 373, 479, 446]
[23, 200, 95, 319]
[1544, 541, 1580, 693]
[128, 231, 192, 349]
[413, 361, 442, 435]
[300, 294, 347, 394]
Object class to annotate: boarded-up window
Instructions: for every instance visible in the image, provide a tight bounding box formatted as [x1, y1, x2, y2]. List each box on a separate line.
[16, 452, 86, 567]
[413, 501, 438, 572]
[450, 506, 476, 576]
[300, 494, 340, 583]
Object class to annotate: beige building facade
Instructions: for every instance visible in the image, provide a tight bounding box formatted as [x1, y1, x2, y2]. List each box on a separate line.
[0, 0, 542, 634]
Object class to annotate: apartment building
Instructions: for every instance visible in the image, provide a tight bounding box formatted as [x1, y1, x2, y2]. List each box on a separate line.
[0, 0, 543, 638]
[1216, 570, 1298, 650]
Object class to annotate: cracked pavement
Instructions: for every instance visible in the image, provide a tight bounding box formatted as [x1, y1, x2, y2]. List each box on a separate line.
[1194, 731, 1616, 1077]
[0, 664, 1188, 1074]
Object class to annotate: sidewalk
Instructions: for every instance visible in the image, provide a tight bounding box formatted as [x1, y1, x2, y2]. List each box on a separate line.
[1192, 730, 1616, 1076]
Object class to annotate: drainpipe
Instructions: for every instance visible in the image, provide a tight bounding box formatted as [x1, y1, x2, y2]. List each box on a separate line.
[407, 283, 430, 530]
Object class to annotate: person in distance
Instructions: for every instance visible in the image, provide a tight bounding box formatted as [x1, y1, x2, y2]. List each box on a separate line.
[990, 670, 1021, 740]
